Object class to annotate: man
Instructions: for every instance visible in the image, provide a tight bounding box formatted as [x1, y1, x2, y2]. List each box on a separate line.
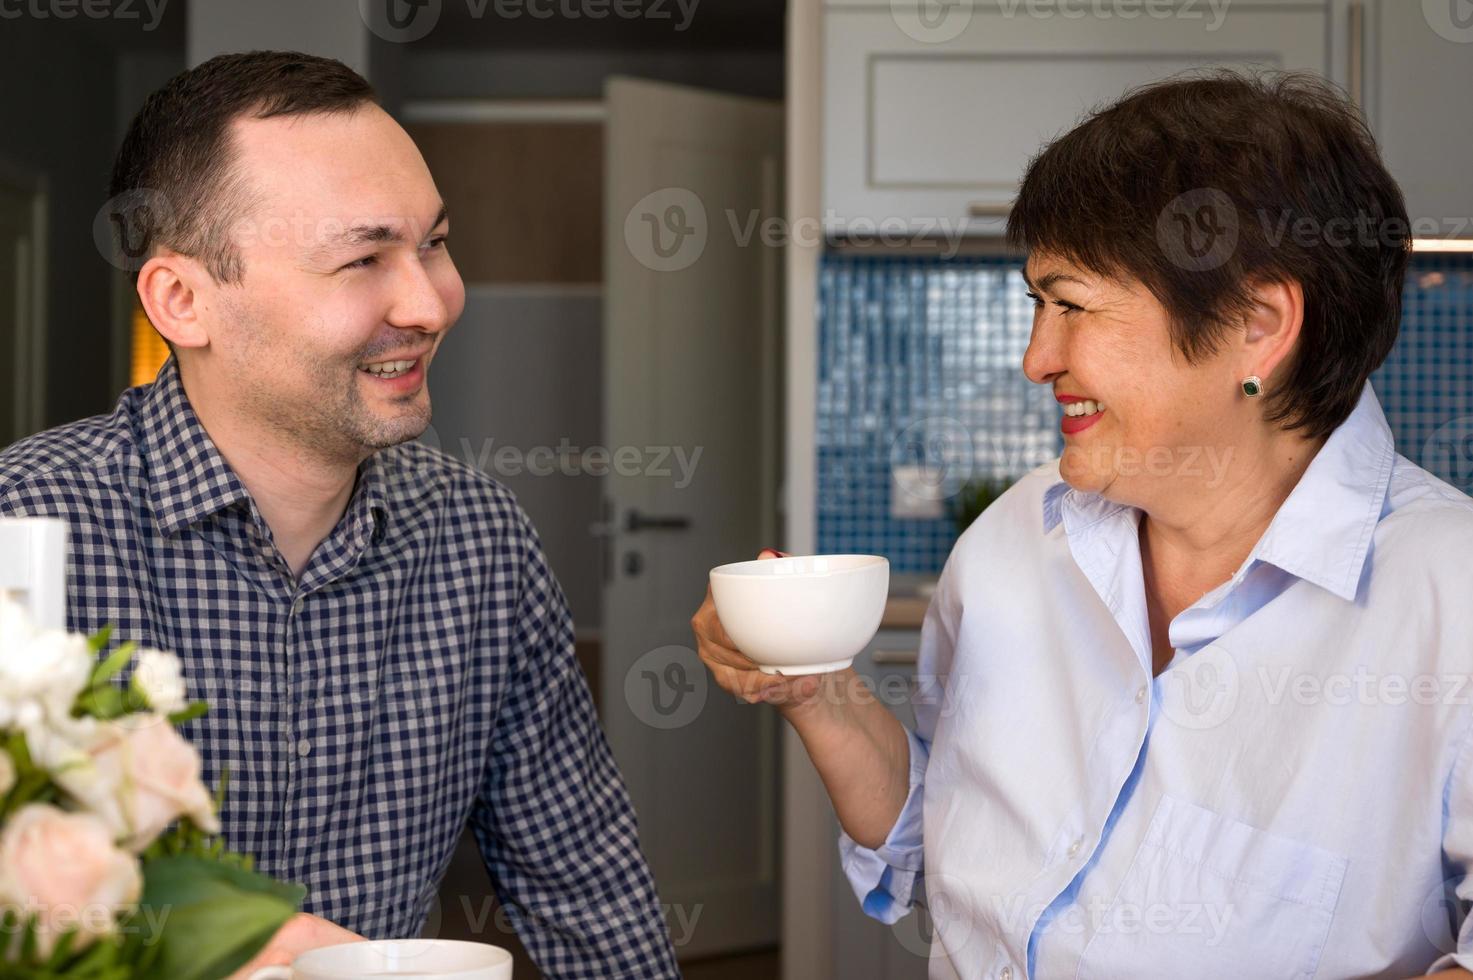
[0, 50, 680, 978]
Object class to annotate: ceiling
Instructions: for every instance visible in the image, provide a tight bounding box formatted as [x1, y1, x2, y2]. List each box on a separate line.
[405, 0, 786, 50]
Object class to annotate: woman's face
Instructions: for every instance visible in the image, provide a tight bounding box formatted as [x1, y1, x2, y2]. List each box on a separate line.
[1021, 252, 1246, 508]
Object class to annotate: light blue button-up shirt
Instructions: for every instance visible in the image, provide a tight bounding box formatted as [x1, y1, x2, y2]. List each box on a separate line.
[842, 382, 1473, 978]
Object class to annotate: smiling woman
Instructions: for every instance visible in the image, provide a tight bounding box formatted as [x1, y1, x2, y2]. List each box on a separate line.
[693, 68, 1473, 980]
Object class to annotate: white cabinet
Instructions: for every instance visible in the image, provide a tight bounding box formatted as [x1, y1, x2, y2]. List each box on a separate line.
[1360, 0, 1473, 240]
[823, 0, 1331, 236]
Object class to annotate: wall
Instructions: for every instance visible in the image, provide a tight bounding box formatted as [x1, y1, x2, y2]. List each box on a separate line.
[815, 252, 1473, 574]
[404, 48, 783, 101]
[0, 22, 141, 429]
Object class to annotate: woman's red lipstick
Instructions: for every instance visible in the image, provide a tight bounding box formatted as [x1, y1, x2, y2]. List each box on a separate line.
[1057, 394, 1104, 435]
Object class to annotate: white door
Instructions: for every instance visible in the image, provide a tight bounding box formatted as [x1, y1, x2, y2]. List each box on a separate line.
[601, 76, 784, 960]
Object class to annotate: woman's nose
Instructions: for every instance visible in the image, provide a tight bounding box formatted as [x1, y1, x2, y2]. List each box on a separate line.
[1023, 316, 1065, 385]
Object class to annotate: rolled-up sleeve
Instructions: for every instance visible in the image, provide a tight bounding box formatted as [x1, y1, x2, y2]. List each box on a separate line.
[838, 726, 930, 923]
[837, 554, 961, 924]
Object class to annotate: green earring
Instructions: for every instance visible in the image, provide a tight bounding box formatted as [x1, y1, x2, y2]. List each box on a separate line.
[1241, 375, 1263, 397]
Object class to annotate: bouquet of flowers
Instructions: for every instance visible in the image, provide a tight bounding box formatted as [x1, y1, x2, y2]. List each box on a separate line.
[0, 595, 304, 979]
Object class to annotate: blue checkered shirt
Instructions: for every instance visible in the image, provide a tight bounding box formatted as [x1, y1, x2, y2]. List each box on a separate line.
[0, 356, 680, 978]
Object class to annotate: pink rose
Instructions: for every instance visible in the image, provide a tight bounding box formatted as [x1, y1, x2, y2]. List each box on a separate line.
[53, 717, 221, 852]
[0, 803, 142, 956]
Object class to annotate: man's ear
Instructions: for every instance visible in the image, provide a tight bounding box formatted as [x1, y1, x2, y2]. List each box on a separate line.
[136, 251, 215, 351]
[1239, 277, 1305, 386]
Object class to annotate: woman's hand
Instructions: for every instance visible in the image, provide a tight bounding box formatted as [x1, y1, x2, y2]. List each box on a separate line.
[691, 548, 913, 849]
[226, 913, 364, 979]
[691, 549, 836, 718]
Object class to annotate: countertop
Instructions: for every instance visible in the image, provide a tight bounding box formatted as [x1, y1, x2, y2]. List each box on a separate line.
[881, 573, 936, 630]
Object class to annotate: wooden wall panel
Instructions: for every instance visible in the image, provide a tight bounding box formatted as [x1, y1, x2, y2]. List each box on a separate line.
[407, 121, 604, 284]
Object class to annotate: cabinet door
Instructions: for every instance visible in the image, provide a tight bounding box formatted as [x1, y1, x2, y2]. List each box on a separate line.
[823, 1, 1329, 236]
[1368, 0, 1473, 241]
[832, 629, 931, 980]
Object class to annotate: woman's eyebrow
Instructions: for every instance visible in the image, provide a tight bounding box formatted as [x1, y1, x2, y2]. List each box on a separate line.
[1021, 269, 1089, 293]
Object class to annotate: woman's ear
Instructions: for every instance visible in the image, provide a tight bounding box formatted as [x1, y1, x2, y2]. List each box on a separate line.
[1239, 278, 1305, 385]
[136, 251, 214, 352]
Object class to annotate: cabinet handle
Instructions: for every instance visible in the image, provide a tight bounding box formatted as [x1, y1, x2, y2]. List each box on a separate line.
[967, 201, 1012, 219]
[872, 649, 919, 666]
[1347, 1, 1365, 110]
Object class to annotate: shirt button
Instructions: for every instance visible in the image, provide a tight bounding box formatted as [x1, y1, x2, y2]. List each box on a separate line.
[297, 739, 312, 757]
[1136, 685, 1147, 704]
[1067, 836, 1083, 858]
[1001, 967, 1013, 980]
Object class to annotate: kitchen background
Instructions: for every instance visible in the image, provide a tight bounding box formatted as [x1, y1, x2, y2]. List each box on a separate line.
[816, 251, 1473, 574]
[2, 2, 1471, 979]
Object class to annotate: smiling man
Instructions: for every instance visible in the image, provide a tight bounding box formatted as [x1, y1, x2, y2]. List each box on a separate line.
[0, 51, 679, 977]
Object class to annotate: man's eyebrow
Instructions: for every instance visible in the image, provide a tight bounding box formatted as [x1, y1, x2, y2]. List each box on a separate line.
[314, 203, 449, 257]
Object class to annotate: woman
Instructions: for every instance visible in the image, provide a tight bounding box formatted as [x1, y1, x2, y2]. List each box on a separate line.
[693, 71, 1473, 978]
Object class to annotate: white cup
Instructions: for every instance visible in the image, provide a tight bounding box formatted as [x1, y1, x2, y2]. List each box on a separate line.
[708, 554, 889, 674]
[249, 939, 513, 979]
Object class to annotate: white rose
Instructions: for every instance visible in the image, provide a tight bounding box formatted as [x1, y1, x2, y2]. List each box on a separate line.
[132, 648, 187, 715]
[0, 617, 92, 729]
[0, 803, 142, 957]
[51, 717, 220, 851]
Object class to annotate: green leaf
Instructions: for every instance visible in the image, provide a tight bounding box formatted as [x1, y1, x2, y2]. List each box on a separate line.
[75, 684, 126, 721]
[19, 915, 37, 964]
[133, 855, 307, 980]
[43, 925, 78, 968]
[90, 640, 138, 688]
[167, 702, 210, 726]
[86, 624, 115, 654]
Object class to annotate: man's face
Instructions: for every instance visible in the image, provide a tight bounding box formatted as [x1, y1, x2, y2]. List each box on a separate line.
[200, 104, 465, 462]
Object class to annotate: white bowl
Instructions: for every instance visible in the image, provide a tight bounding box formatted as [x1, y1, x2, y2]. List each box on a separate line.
[708, 554, 890, 674]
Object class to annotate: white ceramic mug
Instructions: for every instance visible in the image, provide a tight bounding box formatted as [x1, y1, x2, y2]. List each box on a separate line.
[249, 939, 513, 979]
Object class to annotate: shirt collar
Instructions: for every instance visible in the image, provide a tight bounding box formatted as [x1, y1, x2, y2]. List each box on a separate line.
[1042, 381, 1395, 602]
[137, 355, 389, 542]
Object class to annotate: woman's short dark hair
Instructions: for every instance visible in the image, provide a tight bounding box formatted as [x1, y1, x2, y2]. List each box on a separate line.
[107, 50, 377, 284]
[1007, 69, 1410, 440]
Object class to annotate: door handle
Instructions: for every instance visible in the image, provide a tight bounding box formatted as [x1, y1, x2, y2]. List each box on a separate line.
[625, 509, 692, 533]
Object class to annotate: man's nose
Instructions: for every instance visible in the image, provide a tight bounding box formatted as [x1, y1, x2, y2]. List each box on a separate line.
[386, 255, 453, 333]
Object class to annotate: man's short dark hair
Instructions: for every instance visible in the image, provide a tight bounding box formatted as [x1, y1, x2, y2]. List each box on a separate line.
[1007, 69, 1411, 440]
[108, 50, 378, 285]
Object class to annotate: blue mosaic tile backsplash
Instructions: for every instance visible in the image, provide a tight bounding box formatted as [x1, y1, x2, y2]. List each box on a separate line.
[816, 251, 1473, 575]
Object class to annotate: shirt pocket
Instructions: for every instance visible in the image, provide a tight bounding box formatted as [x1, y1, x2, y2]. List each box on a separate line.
[1076, 793, 1348, 980]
